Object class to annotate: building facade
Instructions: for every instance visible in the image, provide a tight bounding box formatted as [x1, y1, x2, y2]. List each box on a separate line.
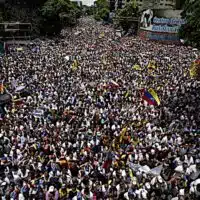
[112, 0, 176, 10]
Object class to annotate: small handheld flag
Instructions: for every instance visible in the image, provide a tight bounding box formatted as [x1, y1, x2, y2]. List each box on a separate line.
[147, 61, 156, 70]
[72, 59, 78, 71]
[133, 64, 142, 71]
[120, 127, 127, 143]
[189, 59, 200, 78]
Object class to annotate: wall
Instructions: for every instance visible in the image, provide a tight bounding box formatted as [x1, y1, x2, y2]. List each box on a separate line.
[139, 29, 180, 43]
[154, 9, 183, 18]
[137, 0, 176, 10]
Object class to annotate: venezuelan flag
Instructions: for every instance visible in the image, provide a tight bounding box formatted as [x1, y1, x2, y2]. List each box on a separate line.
[142, 88, 160, 106]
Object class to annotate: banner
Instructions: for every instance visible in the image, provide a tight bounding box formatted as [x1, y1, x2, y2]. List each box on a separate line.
[153, 17, 186, 25]
[129, 163, 163, 176]
[140, 13, 185, 42]
[149, 164, 163, 176]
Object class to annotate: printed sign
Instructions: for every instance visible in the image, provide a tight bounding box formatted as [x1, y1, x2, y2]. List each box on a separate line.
[153, 17, 186, 25]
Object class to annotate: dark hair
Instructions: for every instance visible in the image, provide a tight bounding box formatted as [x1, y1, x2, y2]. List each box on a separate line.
[196, 183, 200, 192]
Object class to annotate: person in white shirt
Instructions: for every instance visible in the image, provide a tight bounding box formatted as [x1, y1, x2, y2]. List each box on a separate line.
[190, 178, 200, 197]
[186, 160, 200, 181]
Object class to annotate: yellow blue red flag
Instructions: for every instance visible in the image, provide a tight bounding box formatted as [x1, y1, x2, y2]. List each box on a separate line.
[142, 88, 160, 106]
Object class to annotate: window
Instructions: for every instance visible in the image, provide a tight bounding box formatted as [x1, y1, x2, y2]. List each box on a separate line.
[0, 24, 4, 30]
[0, 23, 32, 40]
[19, 24, 32, 31]
[6, 24, 19, 30]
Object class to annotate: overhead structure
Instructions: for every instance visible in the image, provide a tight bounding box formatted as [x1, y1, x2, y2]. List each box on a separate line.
[0, 22, 32, 40]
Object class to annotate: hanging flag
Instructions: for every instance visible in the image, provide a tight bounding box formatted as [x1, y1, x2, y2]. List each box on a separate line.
[133, 64, 142, 71]
[142, 88, 160, 106]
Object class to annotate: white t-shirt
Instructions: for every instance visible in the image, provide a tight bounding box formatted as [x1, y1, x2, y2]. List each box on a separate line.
[186, 165, 200, 180]
[190, 179, 200, 197]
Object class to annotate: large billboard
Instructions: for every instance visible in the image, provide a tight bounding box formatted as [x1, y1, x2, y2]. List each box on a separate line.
[139, 9, 186, 43]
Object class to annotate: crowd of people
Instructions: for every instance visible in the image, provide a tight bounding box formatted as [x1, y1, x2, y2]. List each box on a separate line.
[0, 17, 200, 200]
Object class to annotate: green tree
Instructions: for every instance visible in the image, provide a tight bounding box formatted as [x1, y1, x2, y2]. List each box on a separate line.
[94, 0, 109, 21]
[179, 0, 200, 47]
[95, 0, 109, 9]
[115, 0, 139, 32]
[83, 5, 94, 16]
[40, 0, 79, 35]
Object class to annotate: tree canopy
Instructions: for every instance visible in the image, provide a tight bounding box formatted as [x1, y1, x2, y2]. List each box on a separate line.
[179, 0, 200, 48]
[94, 0, 109, 21]
[115, 0, 139, 32]
[2, 0, 82, 36]
[40, 0, 80, 35]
